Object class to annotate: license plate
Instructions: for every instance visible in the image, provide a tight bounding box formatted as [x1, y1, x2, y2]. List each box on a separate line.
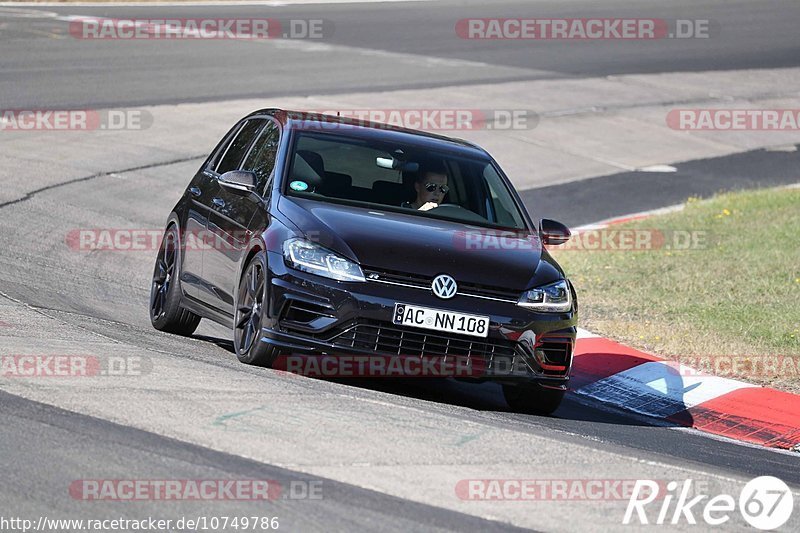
[392, 303, 490, 338]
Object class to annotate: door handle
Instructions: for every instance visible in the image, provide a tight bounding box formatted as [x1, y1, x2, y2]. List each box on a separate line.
[189, 186, 202, 197]
[212, 197, 226, 208]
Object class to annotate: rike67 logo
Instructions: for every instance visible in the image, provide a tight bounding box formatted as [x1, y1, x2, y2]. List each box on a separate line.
[624, 476, 794, 529]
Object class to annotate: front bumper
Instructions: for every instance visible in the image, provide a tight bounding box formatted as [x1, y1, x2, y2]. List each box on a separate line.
[262, 251, 577, 386]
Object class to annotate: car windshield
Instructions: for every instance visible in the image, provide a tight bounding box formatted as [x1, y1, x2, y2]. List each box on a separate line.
[284, 131, 528, 230]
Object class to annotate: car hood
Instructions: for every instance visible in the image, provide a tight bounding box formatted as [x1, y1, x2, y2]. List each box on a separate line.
[278, 197, 559, 290]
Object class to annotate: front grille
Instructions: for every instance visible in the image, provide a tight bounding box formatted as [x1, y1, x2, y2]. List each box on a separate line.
[321, 320, 531, 377]
[280, 299, 339, 333]
[362, 267, 520, 302]
[282, 300, 335, 323]
[363, 268, 429, 289]
[536, 341, 572, 367]
[532, 339, 573, 376]
[459, 281, 521, 301]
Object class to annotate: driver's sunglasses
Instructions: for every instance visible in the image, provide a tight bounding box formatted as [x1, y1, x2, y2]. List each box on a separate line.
[424, 183, 449, 194]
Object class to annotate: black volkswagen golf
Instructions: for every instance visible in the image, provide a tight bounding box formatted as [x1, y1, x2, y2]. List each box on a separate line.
[150, 109, 577, 414]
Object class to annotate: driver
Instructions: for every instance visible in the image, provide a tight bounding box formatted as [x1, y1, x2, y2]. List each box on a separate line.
[402, 161, 449, 211]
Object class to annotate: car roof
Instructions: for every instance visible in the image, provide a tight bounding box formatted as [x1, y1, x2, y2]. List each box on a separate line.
[245, 108, 490, 158]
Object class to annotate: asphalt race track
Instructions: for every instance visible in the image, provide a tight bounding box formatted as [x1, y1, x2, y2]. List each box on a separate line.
[2, 0, 800, 108]
[1, 1, 799, 531]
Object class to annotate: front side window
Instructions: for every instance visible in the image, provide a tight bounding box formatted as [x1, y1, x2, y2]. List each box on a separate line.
[284, 132, 528, 230]
[243, 121, 280, 194]
[215, 119, 265, 175]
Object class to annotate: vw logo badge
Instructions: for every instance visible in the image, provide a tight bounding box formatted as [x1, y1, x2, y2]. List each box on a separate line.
[432, 274, 458, 299]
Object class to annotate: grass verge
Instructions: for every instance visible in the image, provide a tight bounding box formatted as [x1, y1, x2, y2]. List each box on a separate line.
[551, 186, 800, 393]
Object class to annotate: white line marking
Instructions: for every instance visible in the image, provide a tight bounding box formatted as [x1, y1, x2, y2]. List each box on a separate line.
[637, 164, 677, 173]
[0, 7, 58, 18]
[245, 34, 532, 71]
[765, 144, 798, 152]
[576, 361, 758, 418]
[568, 392, 800, 457]
[576, 327, 600, 339]
[574, 203, 686, 232]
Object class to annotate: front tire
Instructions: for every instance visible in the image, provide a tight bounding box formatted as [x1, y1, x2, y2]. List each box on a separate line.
[234, 251, 280, 366]
[502, 383, 565, 415]
[149, 225, 201, 335]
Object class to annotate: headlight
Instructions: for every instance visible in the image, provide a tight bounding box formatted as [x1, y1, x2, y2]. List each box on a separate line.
[283, 238, 365, 282]
[517, 279, 572, 312]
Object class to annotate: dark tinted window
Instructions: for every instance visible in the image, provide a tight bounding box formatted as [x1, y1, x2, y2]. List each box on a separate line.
[243, 121, 280, 193]
[215, 119, 264, 174]
[207, 122, 244, 171]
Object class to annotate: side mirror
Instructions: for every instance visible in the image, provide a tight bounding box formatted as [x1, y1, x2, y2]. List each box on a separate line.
[219, 170, 257, 193]
[539, 218, 571, 246]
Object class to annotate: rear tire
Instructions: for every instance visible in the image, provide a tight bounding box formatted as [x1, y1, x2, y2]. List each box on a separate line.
[502, 383, 565, 415]
[149, 225, 201, 336]
[234, 251, 280, 367]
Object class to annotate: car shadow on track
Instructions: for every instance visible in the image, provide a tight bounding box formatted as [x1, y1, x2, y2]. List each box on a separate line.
[193, 334, 234, 352]
[325, 377, 670, 428]
[192, 333, 676, 429]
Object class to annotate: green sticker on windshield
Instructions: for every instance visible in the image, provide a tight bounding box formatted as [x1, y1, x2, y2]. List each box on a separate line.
[290, 180, 309, 192]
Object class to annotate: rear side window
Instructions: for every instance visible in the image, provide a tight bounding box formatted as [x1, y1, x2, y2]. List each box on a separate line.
[206, 122, 244, 171]
[243, 121, 280, 193]
[215, 119, 265, 174]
